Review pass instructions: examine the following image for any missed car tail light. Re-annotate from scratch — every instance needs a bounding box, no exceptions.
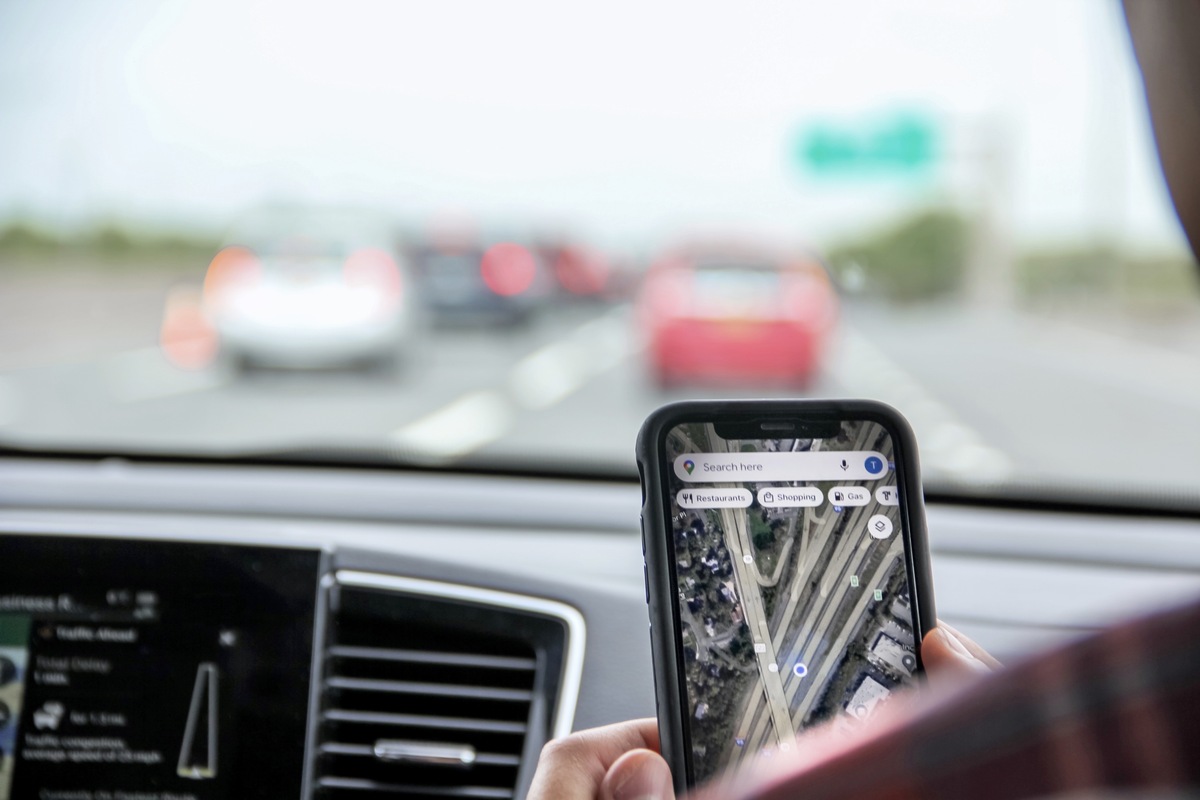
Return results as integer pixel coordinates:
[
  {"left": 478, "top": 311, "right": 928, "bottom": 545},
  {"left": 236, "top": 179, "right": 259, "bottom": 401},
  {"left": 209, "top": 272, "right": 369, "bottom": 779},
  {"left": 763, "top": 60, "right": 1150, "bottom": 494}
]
[
  {"left": 639, "top": 264, "right": 691, "bottom": 324},
  {"left": 343, "top": 248, "right": 402, "bottom": 302},
  {"left": 783, "top": 274, "right": 836, "bottom": 331},
  {"left": 160, "top": 287, "right": 218, "bottom": 369},
  {"left": 554, "top": 248, "right": 609, "bottom": 296},
  {"left": 202, "top": 246, "right": 261, "bottom": 308},
  {"left": 480, "top": 243, "right": 537, "bottom": 296}
]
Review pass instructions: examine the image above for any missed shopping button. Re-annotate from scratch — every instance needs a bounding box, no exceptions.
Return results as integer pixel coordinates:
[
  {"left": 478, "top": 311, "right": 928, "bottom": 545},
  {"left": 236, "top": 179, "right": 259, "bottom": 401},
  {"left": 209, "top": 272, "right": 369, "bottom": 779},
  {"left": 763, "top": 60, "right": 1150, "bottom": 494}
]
[
  {"left": 828, "top": 486, "right": 870, "bottom": 507},
  {"left": 757, "top": 487, "right": 824, "bottom": 508},
  {"left": 676, "top": 488, "right": 752, "bottom": 509}
]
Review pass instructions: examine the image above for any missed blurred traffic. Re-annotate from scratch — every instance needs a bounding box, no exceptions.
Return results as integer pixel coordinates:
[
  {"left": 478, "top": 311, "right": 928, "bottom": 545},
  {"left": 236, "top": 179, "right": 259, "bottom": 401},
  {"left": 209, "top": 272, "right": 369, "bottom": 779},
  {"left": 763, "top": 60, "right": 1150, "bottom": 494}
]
[
  {"left": 1, "top": 1, "right": 1199, "bottom": 495},
  {"left": 200, "top": 210, "right": 417, "bottom": 371},
  {"left": 636, "top": 243, "right": 837, "bottom": 389}
]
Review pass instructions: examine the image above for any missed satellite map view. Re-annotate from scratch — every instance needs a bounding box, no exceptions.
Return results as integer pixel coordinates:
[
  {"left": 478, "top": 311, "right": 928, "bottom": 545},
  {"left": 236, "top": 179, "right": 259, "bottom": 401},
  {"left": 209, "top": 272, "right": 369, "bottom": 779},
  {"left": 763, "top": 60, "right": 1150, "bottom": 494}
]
[{"left": 665, "top": 420, "right": 918, "bottom": 782}]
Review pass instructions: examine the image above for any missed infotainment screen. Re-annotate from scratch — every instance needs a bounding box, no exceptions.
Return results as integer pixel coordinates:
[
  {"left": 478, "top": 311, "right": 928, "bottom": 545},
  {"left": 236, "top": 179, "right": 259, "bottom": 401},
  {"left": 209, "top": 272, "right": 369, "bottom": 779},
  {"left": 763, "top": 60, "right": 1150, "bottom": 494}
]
[{"left": 0, "top": 536, "right": 323, "bottom": 800}]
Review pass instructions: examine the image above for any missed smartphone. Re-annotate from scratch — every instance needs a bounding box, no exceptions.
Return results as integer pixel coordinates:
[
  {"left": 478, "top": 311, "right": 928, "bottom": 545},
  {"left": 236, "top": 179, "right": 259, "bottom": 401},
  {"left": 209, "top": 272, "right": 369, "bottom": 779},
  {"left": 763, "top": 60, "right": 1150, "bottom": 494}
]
[{"left": 636, "top": 399, "right": 936, "bottom": 791}]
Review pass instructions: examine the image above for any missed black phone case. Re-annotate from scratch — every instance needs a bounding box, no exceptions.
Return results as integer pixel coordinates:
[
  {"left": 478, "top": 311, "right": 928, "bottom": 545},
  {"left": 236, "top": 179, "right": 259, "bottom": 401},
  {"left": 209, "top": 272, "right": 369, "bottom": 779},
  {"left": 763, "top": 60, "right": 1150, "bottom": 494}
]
[{"left": 635, "top": 399, "right": 937, "bottom": 794}]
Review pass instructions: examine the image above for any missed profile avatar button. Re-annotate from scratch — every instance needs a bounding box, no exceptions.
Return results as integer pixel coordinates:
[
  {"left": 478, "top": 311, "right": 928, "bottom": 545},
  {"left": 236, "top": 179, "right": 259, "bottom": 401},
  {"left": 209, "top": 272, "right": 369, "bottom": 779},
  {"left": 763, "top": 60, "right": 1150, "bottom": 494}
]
[
  {"left": 867, "top": 514, "right": 893, "bottom": 539},
  {"left": 864, "top": 456, "right": 884, "bottom": 475}
]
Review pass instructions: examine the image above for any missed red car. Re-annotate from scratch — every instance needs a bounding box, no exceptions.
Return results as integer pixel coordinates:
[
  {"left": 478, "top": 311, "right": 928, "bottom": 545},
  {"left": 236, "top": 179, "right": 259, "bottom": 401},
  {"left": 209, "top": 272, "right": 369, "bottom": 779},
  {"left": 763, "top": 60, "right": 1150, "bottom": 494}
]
[{"left": 637, "top": 244, "right": 838, "bottom": 388}]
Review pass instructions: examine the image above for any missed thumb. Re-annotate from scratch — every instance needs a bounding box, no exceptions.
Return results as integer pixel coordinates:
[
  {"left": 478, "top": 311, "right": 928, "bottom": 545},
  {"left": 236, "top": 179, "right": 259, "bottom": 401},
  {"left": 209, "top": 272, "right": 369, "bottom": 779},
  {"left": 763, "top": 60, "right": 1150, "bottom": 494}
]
[
  {"left": 600, "top": 748, "right": 676, "bottom": 800},
  {"left": 922, "top": 624, "right": 996, "bottom": 682}
]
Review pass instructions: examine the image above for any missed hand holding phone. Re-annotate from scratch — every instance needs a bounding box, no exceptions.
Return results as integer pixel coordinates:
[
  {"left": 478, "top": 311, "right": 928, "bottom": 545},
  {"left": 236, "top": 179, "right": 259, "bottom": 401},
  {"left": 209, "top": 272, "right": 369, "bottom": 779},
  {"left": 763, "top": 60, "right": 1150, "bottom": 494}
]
[{"left": 636, "top": 400, "right": 936, "bottom": 792}]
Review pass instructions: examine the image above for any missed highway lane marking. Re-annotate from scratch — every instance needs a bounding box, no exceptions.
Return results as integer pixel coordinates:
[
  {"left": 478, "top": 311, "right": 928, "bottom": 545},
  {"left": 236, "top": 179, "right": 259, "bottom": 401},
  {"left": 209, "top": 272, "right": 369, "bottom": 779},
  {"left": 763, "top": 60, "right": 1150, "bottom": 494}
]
[
  {"left": 830, "top": 325, "right": 1013, "bottom": 484},
  {"left": 507, "top": 339, "right": 590, "bottom": 410},
  {"left": 789, "top": 542, "right": 903, "bottom": 720},
  {"left": 391, "top": 389, "right": 514, "bottom": 460},
  {"left": 508, "top": 306, "right": 637, "bottom": 410},
  {"left": 393, "top": 305, "right": 641, "bottom": 458}
]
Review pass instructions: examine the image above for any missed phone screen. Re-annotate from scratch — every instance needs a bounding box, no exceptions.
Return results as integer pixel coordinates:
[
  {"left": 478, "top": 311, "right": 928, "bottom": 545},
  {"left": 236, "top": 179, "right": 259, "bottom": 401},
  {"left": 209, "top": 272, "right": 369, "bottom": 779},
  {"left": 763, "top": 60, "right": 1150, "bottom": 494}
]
[{"left": 663, "top": 418, "right": 919, "bottom": 783}]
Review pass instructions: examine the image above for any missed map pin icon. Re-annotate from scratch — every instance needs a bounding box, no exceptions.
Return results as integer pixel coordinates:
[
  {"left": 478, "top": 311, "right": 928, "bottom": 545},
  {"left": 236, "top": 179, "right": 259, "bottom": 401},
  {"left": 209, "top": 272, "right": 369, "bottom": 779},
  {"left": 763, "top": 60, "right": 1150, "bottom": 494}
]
[{"left": 683, "top": 459, "right": 695, "bottom": 475}]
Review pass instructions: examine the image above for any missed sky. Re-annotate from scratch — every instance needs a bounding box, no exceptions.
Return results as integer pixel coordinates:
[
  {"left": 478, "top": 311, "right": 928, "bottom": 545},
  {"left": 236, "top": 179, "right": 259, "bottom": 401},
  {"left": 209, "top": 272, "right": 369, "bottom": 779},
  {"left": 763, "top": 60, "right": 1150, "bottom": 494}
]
[{"left": 0, "top": 0, "right": 1189, "bottom": 253}]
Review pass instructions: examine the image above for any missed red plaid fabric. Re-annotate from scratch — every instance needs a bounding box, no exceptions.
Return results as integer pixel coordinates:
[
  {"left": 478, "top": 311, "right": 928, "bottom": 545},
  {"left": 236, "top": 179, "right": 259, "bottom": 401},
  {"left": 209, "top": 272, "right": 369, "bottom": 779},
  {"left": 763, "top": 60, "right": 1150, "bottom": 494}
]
[{"left": 697, "top": 598, "right": 1200, "bottom": 800}]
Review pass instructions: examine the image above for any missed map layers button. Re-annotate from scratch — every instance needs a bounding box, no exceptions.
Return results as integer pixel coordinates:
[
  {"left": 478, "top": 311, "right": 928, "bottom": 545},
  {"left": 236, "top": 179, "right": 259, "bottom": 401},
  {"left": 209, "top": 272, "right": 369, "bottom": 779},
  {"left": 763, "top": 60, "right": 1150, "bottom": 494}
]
[{"left": 676, "top": 488, "right": 752, "bottom": 509}]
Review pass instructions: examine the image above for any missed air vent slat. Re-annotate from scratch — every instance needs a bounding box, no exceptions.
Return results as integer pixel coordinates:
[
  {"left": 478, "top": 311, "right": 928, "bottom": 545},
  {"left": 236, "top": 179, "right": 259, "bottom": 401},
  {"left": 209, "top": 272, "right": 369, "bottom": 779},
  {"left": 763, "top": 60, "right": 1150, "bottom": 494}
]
[
  {"left": 317, "top": 776, "right": 513, "bottom": 799},
  {"left": 330, "top": 645, "right": 536, "bottom": 671},
  {"left": 324, "top": 710, "right": 528, "bottom": 735},
  {"left": 315, "top": 579, "right": 572, "bottom": 799},
  {"left": 320, "top": 743, "right": 520, "bottom": 767},
  {"left": 326, "top": 676, "right": 534, "bottom": 703}
]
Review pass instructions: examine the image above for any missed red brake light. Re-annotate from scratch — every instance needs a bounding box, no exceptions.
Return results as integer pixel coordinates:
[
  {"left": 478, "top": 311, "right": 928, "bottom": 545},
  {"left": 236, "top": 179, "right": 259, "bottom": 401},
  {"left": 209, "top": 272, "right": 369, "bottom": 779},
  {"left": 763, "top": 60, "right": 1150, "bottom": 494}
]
[
  {"left": 554, "top": 248, "right": 609, "bottom": 295},
  {"left": 480, "top": 243, "right": 537, "bottom": 296},
  {"left": 343, "top": 248, "right": 402, "bottom": 300},
  {"left": 783, "top": 273, "right": 836, "bottom": 330},
  {"left": 640, "top": 264, "right": 691, "bottom": 322},
  {"left": 203, "top": 246, "right": 260, "bottom": 306}
]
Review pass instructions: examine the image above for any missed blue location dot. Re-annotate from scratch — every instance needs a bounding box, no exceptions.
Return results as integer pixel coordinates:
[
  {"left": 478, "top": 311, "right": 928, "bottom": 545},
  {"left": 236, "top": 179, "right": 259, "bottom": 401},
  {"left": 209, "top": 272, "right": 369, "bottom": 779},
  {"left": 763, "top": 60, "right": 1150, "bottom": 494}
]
[
  {"left": 864, "top": 456, "right": 884, "bottom": 475},
  {"left": 735, "top": 738, "right": 746, "bottom": 748},
  {"left": 793, "top": 663, "right": 808, "bottom": 678}
]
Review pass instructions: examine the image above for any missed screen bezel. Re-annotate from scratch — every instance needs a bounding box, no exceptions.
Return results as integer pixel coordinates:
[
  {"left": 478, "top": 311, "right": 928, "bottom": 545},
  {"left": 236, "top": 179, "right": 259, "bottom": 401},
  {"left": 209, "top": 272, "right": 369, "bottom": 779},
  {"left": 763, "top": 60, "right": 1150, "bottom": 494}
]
[{"left": 638, "top": 399, "right": 937, "bottom": 788}]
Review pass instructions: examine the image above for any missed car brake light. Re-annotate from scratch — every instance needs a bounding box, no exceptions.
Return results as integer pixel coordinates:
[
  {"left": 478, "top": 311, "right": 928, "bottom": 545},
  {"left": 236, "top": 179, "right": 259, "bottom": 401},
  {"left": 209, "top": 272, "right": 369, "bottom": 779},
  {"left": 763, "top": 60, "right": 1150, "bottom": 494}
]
[
  {"left": 343, "top": 248, "right": 402, "bottom": 301},
  {"left": 203, "top": 246, "right": 261, "bottom": 307},
  {"left": 641, "top": 267, "right": 691, "bottom": 321},
  {"left": 554, "top": 248, "right": 609, "bottom": 295},
  {"left": 480, "top": 243, "right": 537, "bottom": 296},
  {"left": 784, "top": 275, "right": 835, "bottom": 330}
]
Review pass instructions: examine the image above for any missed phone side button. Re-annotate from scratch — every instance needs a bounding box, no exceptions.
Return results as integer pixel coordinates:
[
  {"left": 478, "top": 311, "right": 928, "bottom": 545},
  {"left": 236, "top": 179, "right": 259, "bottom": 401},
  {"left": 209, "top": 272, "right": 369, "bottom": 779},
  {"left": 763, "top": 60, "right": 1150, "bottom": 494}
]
[
  {"left": 643, "top": 562, "right": 650, "bottom": 604},
  {"left": 640, "top": 515, "right": 646, "bottom": 555}
]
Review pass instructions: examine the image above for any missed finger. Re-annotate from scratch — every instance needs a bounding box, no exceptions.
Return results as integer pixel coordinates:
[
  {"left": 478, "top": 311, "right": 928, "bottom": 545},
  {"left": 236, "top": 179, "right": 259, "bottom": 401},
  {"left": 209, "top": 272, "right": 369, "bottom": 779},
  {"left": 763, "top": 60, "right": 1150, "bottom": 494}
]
[
  {"left": 922, "top": 625, "right": 993, "bottom": 680},
  {"left": 937, "top": 621, "right": 1003, "bottom": 668},
  {"left": 600, "top": 748, "right": 676, "bottom": 800},
  {"left": 527, "top": 719, "right": 661, "bottom": 800}
]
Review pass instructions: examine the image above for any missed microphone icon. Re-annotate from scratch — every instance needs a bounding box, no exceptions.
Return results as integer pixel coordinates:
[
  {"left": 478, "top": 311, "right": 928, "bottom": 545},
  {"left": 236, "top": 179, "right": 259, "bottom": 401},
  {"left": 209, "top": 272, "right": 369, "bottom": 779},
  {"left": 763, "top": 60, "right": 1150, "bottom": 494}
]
[{"left": 840, "top": 459, "right": 848, "bottom": 471}]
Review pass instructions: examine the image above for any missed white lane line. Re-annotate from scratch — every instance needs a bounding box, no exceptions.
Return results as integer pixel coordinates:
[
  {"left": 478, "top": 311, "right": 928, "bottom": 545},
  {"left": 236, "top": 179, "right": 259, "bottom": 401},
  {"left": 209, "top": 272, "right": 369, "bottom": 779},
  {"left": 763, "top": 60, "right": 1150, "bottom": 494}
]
[
  {"left": 508, "top": 306, "right": 638, "bottom": 410},
  {"left": 829, "top": 325, "right": 1013, "bottom": 484},
  {"left": 397, "top": 305, "right": 641, "bottom": 459},
  {"left": 508, "top": 340, "right": 591, "bottom": 410},
  {"left": 391, "top": 389, "right": 515, "bottom": 460},
  {"left": 103, "top": 347, "right": 232, "bottom": 404}
]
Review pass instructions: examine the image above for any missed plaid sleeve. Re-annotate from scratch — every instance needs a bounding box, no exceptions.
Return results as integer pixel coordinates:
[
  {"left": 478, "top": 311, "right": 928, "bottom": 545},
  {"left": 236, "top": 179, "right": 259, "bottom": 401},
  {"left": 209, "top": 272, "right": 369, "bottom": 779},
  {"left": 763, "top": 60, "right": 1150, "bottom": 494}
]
[{"left": 712, "top": 597, "right": 1200, "bottom": 800}]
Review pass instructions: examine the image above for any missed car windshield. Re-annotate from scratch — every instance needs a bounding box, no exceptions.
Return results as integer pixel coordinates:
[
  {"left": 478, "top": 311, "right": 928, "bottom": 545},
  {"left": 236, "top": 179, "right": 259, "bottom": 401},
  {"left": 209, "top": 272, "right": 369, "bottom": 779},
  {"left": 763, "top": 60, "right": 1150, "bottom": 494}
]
[{"left": 1, "top": 1, "right": 1197, "bottom": 501}]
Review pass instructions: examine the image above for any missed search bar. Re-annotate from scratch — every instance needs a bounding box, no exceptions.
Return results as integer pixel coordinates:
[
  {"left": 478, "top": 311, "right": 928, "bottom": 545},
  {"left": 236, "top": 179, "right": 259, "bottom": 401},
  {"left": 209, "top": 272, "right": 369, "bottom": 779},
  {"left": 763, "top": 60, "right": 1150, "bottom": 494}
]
[{"left": 674, "top": 451, "right": 888, "bottom": 482}]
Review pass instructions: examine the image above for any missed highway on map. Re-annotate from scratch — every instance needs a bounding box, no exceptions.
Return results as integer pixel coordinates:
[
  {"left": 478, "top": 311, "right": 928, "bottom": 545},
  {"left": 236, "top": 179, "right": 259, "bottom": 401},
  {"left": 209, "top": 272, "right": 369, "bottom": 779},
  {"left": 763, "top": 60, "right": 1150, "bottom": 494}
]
[{"left": 674, "top": 422, "right": 906, "bottom": 768}]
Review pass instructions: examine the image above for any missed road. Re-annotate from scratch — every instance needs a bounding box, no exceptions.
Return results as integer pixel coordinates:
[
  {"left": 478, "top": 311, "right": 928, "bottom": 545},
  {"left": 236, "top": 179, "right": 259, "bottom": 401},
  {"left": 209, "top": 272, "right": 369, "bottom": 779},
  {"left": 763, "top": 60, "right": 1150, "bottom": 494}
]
[
  {"left": 1, "top": 276, "right": 1200, "bottom": 497},
  {"left": 718, "top": 421, "right": 901, "bottom": 767}
]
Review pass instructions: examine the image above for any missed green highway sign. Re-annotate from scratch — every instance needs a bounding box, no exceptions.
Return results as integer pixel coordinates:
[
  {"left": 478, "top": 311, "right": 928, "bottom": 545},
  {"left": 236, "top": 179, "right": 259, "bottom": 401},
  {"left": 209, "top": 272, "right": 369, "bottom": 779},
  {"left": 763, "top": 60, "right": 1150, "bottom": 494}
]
[{"left": 795, "top": 113, "right": 939, "bottom": 177}]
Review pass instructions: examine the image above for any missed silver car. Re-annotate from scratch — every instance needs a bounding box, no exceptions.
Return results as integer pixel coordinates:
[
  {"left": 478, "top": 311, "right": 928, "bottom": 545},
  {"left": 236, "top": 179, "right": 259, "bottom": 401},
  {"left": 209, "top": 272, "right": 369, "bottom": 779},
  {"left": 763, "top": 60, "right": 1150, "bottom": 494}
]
[{"left": 202, "top": 210, "right": 419, "bottom": 370}]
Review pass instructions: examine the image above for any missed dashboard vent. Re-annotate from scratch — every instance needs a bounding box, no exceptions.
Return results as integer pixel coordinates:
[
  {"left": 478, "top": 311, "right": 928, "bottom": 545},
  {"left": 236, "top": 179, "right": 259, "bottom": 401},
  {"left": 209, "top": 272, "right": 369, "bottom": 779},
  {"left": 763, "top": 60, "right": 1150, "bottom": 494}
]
[{"left": 312, "top": 573, "right": 582, "bottom": 800}]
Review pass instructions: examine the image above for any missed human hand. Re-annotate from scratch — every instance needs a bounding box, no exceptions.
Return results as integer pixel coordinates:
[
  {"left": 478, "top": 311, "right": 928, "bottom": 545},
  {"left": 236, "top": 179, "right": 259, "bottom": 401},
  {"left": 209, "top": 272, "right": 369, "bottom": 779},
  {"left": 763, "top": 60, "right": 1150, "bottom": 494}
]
[
  {"left": 527, "top": 623, "right": 999, "bottom": 800},
  {"left": 922, "top": 620, "right": 1002, "bottom": 680},
  {"left": 526, "top": 718, "right": 674, "bottom": 800}
]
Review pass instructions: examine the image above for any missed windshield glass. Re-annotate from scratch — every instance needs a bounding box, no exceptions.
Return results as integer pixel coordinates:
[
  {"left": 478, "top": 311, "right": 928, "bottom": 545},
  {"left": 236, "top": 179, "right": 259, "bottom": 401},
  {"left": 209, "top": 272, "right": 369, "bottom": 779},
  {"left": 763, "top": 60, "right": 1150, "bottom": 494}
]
[{"left": 1, "top": 1, "right": 1197, "bottom": 499}]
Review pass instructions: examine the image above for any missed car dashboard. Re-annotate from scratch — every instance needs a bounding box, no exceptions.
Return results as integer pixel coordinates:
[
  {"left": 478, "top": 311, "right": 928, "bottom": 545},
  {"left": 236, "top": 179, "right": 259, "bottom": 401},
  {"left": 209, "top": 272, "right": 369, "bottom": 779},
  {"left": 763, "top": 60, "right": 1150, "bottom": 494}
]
[{"left": 2, "top": 455, "right": 1200, "bottom": 800}]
